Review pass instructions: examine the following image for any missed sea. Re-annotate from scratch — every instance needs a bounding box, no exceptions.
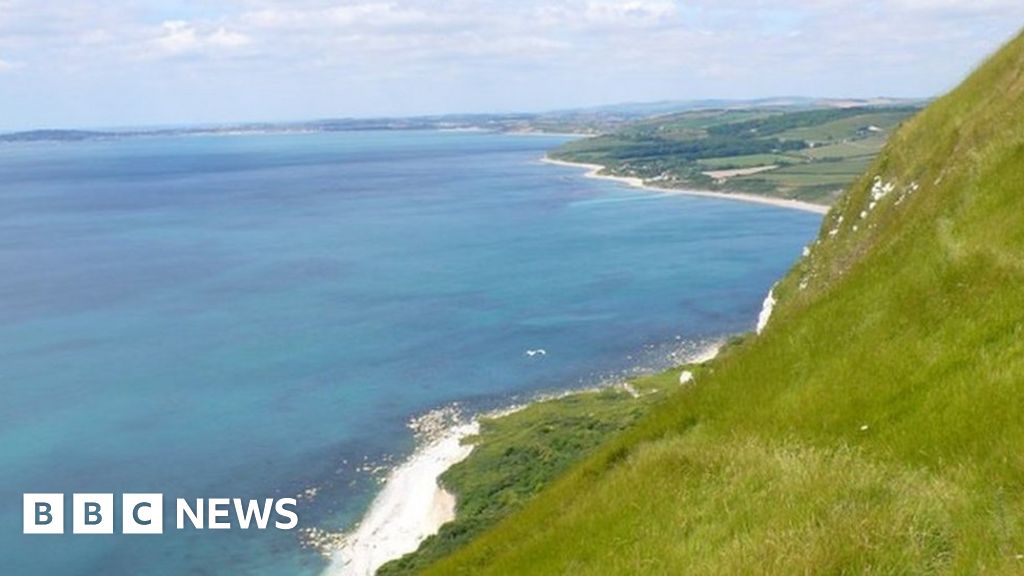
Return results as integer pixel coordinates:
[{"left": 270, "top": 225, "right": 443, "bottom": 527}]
[{"left": 0, "top": 130, "right": 821, "bottom": 575}]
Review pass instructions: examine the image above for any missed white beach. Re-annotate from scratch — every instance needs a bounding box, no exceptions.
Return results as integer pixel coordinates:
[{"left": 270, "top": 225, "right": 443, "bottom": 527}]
[
  {"left": 541, "top": 157, "right": 830, "bottom": 215},
  {"left": 325, "top": 419, "right": 479, "bottom": 576}
]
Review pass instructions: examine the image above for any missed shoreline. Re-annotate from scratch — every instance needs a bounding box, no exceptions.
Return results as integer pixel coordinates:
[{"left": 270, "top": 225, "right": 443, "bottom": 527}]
[
  {"left": 317, "top": 157, "right": 802, "bottom": 576},
  {"left": 541, "top": 156, "right": 830, "bottom": 215},
  {"left": 325, "top": 418, "right": 480, "bottom": 576},
  {"left": 324, "top": 340, "right": 723, "bottom": 575},
  {"left": 505, "top": 130, "right": 594, "bottom": 138}
]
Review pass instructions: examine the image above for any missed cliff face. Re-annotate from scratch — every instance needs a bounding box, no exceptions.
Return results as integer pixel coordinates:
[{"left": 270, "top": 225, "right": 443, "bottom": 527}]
[{"left": 424, "top": 29, "right": 1024, "bottom": 575}]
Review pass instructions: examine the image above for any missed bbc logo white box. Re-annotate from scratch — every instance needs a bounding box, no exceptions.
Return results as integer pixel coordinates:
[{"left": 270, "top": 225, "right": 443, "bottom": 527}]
[
  {"left": 72, "top": 493, "right": 114, "bottom": 534},
  {"left": 122, "top": 494, "right": 163, "bottom": 534},
  {"left": 23, "top": 493, "right": 64, "bottom": 534}
]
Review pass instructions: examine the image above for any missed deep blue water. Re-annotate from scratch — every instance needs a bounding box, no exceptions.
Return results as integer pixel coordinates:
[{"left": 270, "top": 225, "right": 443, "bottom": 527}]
[{"left": 0, "top": 130, "right": 820, "bottom": 575}]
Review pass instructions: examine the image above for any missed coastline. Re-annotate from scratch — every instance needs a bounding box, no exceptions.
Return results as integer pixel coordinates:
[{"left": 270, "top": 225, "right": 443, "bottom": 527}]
[
  {"left": 541, "top": 156, "right": 830, "bottom": 215},
  {"left": 325, "top": 418, "right": 480, "bottom": 576},
  {"left": 312, "top": 154, "right": 810, "bottom": 576},
  {"left": 325, "top": 340, "right": 724, "bottom": 575},
  {"left": 505, "top": 130, "right": 594, "bottom": 138}
]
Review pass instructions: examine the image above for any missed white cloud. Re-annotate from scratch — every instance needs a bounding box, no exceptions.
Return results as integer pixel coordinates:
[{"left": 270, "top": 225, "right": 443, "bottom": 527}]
[
  {"left": 582, "top": 0, "right": 678, "bottom": 25},
  {"left": 889, "top": 0, "right": 1022, "bottom": 12},
  {"left": 78, "top": 29, "right": 113, "bottom": 46},
  {"left": 241, "top": 3, "right": 443, "bottom": 32},
  {"left": 150, "top": 20, "right": 251, "bottom": 57},
  {"left": 3, "top": 0, "right": 1024, "bottom": 128},
  {"left": 535, "top": 0, "right": 678, "bottom": 30},
  {"left": 0, "top": 55, "right": 22, "bottom": 71},
  {"left": 207, "top": 27, "right": 251, "bottom": 49}
]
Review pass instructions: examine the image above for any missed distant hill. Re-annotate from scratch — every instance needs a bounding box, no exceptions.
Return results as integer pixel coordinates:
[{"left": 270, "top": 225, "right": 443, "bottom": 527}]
[
  {"left": 0, "top": 129, "right": 115, "bottom": 142},
  {"left": 0, "top": 98, "right": 924, "bottom": 143},
  {"left": 550, "top": 96, "right": 923, "bottom": 117}
]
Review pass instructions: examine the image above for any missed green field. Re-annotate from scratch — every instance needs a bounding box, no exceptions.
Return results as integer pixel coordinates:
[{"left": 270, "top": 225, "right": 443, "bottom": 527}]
[
  {"left": 625, "top": 109, "right": 778, "bottom": 137},
  {"left": 408, "top": 30, "right": 1024, "bottom": 575},
  {"left": 742, "top": 157, "right": 875, "bottom": 186},
  {"left": 550, "top": 104, "right": 918, "bottom": 204},
  {"left": 799, "top": 135, "right": 888, "bottom": 159},
  {"left": 696, "top": 153, "right": 801, "bottom": 169},
  {"left": 777, "top": 110, "right": 910, "bottom": 142}
]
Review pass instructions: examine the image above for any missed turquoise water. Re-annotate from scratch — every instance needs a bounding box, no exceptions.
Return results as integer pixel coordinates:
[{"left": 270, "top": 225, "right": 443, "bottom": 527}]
[{"left": 0, "top": 130, "right": 820, "bottom": 575}]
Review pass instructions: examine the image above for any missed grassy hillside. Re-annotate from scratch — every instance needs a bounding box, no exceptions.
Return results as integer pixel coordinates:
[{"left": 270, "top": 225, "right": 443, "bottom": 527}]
[
  {"left": 377, "top": 370, "right": 695, "bottom": 575},
  {"left": 422, "top": 30, "right": 1024, "bottom": 575},
  {"left": 550, "top": 106, "right": 918, "bottom": 204}
]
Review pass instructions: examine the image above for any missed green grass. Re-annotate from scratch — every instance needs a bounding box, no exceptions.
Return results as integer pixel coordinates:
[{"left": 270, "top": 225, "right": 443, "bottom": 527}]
[
  {"left": 741, "top": 158, "right": 876, "bottom": 188},
  {"left": 629, "top": 109, "right": 782, "bottom": 137},
  {"left": 800, "top": 135, "right": 888, "bottom": 159},
  {"left": 549, "top": 105, "right": 919, "bottom": 205},
  {"left": 430, "top": 435, "right": 972, "bottom": 575},
  {"left": 751, "top": 172, "right": 855, "bottom": 187},
  {"left": 696, "top": 153, "right": 801, "bottom": 169},
  {"left": 420, "top": 29, "right": 1024, "bottom": 575},
  {"left": 717, "top": 158, "right": 877, "bottom": 203},
  {"left": 777, "top": 110, "right": 912, "bottom": 142},
  {"left": 376, "top": 369, "right": 694, "bottom": 576}
]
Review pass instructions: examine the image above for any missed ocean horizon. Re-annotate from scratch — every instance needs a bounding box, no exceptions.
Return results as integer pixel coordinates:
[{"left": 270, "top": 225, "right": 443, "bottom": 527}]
[{"left": 0, "top": 129, "right": 821, "bottom": 575}]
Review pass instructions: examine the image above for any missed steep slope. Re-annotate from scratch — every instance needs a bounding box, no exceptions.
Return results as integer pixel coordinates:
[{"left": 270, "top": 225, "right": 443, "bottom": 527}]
[{"left": 424, "top": 30, "right": 1024, "bottom": 575}]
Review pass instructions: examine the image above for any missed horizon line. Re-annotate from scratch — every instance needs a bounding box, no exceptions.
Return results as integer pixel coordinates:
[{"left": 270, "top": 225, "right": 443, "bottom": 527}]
[{"left": 0, "top": 94, "right": 931, "bottom": 136}]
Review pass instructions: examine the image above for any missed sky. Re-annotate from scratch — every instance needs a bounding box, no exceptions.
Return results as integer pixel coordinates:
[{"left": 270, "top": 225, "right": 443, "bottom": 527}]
[{"left": 1, "top": 1, "right": 1024, "bottom": 130}]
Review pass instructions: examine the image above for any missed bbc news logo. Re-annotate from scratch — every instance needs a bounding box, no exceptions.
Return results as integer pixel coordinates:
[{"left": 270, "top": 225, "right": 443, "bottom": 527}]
[{"left": 23, "top": 494, "right": 298, "bottom": 534}]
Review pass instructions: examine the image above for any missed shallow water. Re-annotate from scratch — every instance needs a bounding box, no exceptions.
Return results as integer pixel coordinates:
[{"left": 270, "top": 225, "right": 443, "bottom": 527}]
[{"left": 0, "top": 130, "right": 820, "bottom": 575}]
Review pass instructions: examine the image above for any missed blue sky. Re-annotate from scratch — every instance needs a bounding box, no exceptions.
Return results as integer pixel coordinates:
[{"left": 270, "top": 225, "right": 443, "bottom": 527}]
[{"left": 2, "top": 1, "right": 1023, "bottom": 130}]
